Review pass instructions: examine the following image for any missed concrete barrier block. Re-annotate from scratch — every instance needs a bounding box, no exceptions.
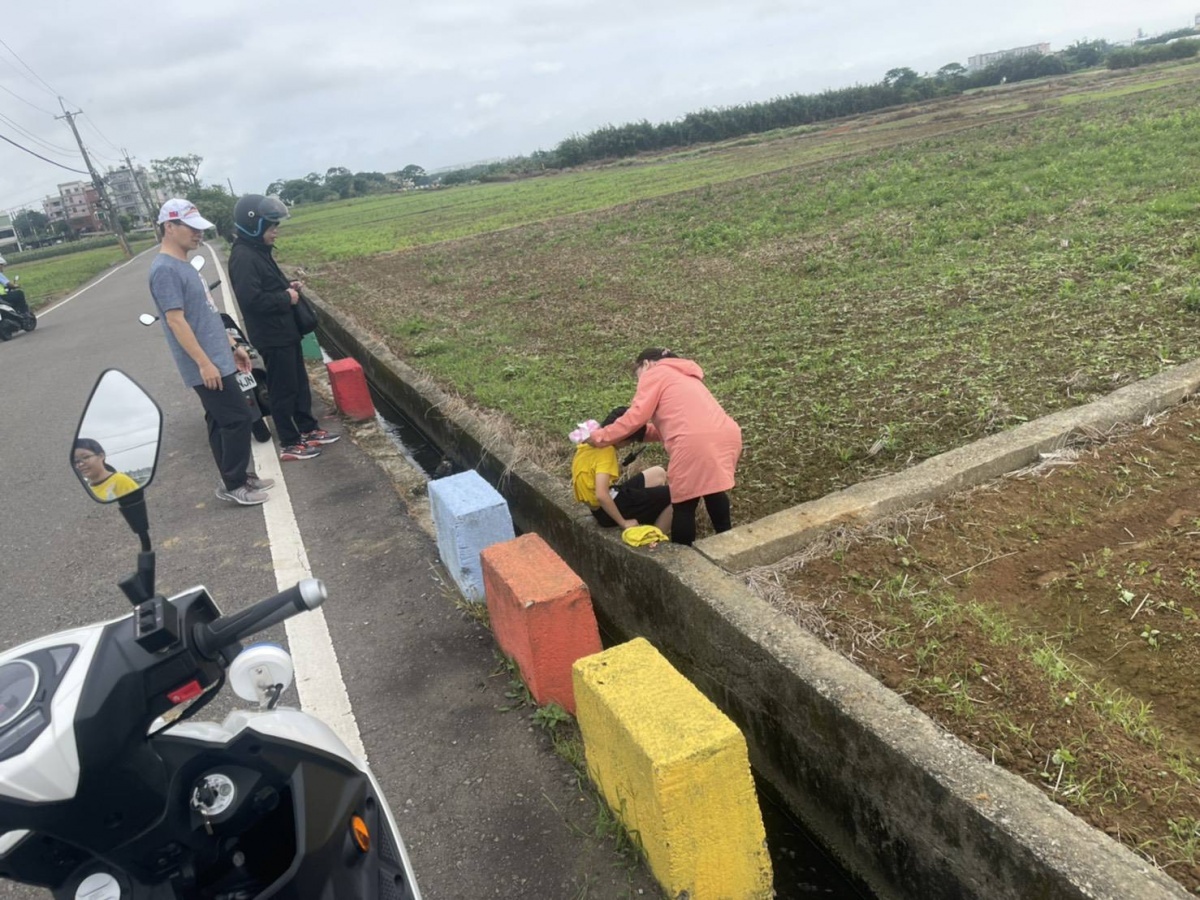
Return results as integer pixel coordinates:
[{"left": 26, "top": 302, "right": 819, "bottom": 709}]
[
  {"left": 326, "top": 357, "right": 375, "bottom": 421},
  {"left": 301, "top": 331, "right": 322, "bottom": 361},
  {"left": 429, "top": 470, "right": 515, "bottom": 602},
  {"left": 480, "top": 534, "right": 601, "bottom": 713},
  {"left": 573, "top": 637, "right": 772, "bottom": 900}
]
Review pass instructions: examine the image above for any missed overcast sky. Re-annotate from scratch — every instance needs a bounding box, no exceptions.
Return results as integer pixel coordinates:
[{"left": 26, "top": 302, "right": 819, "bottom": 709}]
[{"left": 2, "top": 1, "right": 1196, "bottom": 213}]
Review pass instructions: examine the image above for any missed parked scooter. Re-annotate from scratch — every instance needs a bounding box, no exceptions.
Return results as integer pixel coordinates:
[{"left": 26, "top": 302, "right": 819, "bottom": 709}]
[
  {"left": 0, "top": 369, "right": 421, "bottom": 898},
  {"left": 0, "top": 275, "right": 37, "bottom": 340},
  {"left": 139, "top": 256, "right": 272, "bottom": 443}
]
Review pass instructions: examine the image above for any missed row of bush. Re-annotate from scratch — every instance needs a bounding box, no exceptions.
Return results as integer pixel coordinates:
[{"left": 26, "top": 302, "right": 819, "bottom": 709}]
[
  {"left": 440, "top": 35, "right": 1197, "bottom": 180},
  {"left": 7, "top": 234, "right": 134, "bottom": 264},
  {"left": 1107, "top": 39, "right": 1200, "bottom": 69}
]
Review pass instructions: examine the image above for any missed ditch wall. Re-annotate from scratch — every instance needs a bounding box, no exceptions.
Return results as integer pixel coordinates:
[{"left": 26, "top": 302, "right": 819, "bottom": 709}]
[{"left": 311, "top": 290, "right": 1194, "bottom": 900}]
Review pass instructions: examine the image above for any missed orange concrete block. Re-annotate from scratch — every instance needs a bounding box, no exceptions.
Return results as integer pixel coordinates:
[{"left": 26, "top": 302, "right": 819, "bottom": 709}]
[
  {"left": 481, "top": 533, "right": 602, "bottom": 714},
  {"left": 326, "top": 357, "right": 375, "bottom": 421}
]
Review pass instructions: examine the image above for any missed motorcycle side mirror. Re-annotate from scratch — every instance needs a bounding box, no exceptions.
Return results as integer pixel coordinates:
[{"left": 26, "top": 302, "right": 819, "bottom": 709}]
[
  {"left": 139, "top": 313, "right": 159, "bottom": 326},
  {"left": 73, "top": 370, "right": 163, "bottom": 602},
  {"left": 72, "top": 369, "right": 162, "bottom": 508},
  {"left": 190, "top": 255, "right": 205, "bottom": 272}
]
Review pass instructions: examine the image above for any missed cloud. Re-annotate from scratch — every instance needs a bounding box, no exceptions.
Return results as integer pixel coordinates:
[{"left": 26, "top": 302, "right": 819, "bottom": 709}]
[{"left": 3, "top": 0, "right": 1196, "bottom": 207}]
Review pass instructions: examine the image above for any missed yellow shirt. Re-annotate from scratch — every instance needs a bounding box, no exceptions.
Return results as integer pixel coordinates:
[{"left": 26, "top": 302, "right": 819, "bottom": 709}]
[
  {"left": 572, "top": 444, "right": 620, "bottom": 508},
  {"left": 89, "top": 471, "right": 139, "bottom": 502}
]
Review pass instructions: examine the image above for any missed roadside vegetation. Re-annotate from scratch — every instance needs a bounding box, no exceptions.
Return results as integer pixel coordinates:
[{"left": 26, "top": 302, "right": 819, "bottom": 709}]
[
  {"left": 291, "top": 59, "right": 1200, "bottom": 529},
  {"left": 286, "top": 63, "right": 1200, "bottom": 891},
  {"left": 9, "top": 239, "right": 156, "bottom": 307}
]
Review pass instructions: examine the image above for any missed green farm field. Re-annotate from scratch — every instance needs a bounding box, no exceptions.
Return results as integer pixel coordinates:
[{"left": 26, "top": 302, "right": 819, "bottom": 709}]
[
  {"left": 7, "top": 239, "right": 157, "bottom": 307},
  {"left": 286, "top": 59, "right": 1200, "bottom": 531},
  {"left": 276, "top": 60, "right": 1200, "bottom": 890}
]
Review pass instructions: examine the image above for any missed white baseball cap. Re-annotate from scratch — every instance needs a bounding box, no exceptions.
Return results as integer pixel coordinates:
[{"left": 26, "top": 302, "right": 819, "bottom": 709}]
[{"left": 156, "top": 199, "right": 215, "bottom": 230}]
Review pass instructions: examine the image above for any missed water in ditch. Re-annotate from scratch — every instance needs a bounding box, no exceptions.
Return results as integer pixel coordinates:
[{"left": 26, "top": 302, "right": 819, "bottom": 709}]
[{"left": 359, "top": 382, "right": 876, "bottom": 899}]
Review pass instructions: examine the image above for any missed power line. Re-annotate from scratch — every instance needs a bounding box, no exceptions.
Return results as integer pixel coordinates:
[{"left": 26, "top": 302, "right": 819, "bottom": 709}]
[
  {"left": 0, "top": 110, "right": 76, "bottom": 155},
  {"left": 80, "top": 114, "right": 122, "bottom": 154},
  {"left": 0, "top": 38, "right": 60, "bottom": 98},
  {"left": 0, "top": 81, "right": 56, "bottom": 116},
  {"left": 0, "top": 129, "right": 88, "bottom": 174},
  {"left": 85, "top": 141, "right": 124, "bottom": 167}
]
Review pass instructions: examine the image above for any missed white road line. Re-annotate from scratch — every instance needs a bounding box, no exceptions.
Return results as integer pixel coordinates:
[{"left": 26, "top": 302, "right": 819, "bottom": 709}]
[{"left": 208, "top": 246, "right": 366, "bottom": 761}]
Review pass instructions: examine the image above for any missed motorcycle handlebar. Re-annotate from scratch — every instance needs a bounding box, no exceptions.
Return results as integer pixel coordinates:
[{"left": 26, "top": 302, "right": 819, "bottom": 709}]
[{"left": 193, "top": 579, "right": 327, "bottom": 660}]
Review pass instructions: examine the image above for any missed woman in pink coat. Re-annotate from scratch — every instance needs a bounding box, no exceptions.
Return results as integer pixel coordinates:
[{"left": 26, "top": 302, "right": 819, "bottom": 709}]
[{"left": 587, "top": 348, "right": 742, "bottom": 545}]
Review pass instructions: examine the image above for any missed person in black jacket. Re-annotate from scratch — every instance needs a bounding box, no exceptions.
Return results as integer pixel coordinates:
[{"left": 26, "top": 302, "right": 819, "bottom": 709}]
[{"left": 228, "top": 195, "right": 339, "bottom": 461}]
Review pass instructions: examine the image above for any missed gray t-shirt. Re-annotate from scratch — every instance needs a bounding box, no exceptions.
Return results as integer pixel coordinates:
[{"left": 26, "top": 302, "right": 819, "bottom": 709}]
[{"left": 148, "top": 254, "right": 235, "bottom": 388}]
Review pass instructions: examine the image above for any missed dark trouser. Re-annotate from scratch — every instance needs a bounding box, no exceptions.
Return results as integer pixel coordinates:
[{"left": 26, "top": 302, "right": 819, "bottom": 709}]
[
  {"left": 194, "top": 373, "right": 255, "bottom": 490},
  {"left": 2, "top": 289, "right": 28, "bottom": 316},
  {"left": 670, "top": 492, "right": 732, "bottom": 546},
  {"left": 261, "top": 343, "right": 318, "bottom": 446}
]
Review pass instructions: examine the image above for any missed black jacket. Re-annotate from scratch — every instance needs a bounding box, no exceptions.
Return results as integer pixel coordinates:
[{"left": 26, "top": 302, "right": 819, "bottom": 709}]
[{"left": 228, "top": 237, "right": 299, "bottom": 349}]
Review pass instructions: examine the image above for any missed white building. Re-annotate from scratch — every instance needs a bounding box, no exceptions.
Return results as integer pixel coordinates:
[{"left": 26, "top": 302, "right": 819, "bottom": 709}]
[
  {"left": 0, "top": 213, "right": 18, "bottom": 254},
  {"left": 967, "top": 42, "right": 1051, "bottom": 72}
]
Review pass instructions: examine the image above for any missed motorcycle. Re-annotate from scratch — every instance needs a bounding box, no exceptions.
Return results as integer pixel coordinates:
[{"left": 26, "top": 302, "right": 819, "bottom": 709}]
[
  {"left": 139, "top": 257, "right": 273, "bottom": 443},
  {"left": 0, "top": 368, "right": 421, "bottom": 898},
  {"left": 0, "top": 276, "right": 37, "bottom": 340}
]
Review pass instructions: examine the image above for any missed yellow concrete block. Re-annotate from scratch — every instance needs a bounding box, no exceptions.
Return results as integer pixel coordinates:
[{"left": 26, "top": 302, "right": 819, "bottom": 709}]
[{"left": 573, "top": 637, "right": 772, "bottom": 900}]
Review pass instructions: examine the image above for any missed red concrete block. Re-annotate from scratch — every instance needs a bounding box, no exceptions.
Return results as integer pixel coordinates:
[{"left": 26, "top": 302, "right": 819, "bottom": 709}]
[
  {"left": 326, "top": 357, "right": 375, "bottom": 421},
  {"left": 481, "top": 533, "right": 602, "bottom": 714}
]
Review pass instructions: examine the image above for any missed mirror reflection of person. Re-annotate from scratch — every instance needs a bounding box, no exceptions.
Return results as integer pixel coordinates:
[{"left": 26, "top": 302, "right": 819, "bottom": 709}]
[{"left": 73, "top": 439, "right": 139, "bottom": 502}]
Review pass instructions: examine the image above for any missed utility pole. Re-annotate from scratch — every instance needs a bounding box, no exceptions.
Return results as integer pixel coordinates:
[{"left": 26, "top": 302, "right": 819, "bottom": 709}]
[
  {"left": 57, "top": 98, "right": 131, "bottom": 259},
  {"left": 123, "top": 148, "right": 157, "bottom": 225}
]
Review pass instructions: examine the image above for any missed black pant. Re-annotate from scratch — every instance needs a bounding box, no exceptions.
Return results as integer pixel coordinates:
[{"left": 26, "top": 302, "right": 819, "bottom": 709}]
[
  {"left": 671, "top": 492, "right": 732, "bottom": 546},
  {"left": 261, "top": 343, "right": 318, "bottom": 446},
  {"left": 194, "top": 373, "right": 255, "bottom": 490},
  {"left": 2, "top": 289, "right": 28, "bottom": 316}
]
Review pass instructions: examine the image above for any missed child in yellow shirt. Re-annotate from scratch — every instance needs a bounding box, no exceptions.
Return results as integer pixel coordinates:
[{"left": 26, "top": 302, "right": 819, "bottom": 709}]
[{"left": 572, "top": 407, "right": 672, "bottom": 532}]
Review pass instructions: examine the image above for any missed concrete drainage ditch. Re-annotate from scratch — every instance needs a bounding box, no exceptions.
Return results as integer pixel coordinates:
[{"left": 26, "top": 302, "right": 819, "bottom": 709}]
[{"left": 310, "top": 285, "right": 1193, "bottom": 900}]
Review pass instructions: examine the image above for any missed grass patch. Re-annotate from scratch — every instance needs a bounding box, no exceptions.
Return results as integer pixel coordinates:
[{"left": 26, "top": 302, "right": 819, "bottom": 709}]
[
  {"left": 294, "top": 58, "right": 1200, "bottom": 526},
  {"left": 7, "top": 240, "right": 157, "bottom": 306}
]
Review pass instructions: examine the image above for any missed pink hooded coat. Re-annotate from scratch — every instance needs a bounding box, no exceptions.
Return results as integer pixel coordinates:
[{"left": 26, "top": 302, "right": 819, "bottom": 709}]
[{"left": 589, "top": 357, "right": 742, "bottom": 503}]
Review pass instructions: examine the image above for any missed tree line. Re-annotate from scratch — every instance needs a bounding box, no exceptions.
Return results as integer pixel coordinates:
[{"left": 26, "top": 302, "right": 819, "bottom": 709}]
[
  {"left": 27, "top": 27, "right": 1186, "bottom": 244},
  {"left": 495, "top": 36, "right": 1197, "bottom": 174}
]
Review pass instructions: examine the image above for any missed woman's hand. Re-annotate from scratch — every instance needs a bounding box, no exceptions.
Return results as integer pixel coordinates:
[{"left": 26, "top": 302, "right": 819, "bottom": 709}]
[{"left": 233, "top": 347, "right": 252, "bottom": 374}]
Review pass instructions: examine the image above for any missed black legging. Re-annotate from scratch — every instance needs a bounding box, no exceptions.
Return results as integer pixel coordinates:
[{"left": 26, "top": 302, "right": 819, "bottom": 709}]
[
  {"left": 671, "top": 492, "right": 732, "bottom": 546},
  {"left": 260, "top": 343, "right": 319, "bottom": 446}
]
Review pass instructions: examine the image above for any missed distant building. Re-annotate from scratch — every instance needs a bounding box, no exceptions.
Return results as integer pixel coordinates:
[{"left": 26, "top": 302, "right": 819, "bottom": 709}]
[
  {"left": 0, "top": 213, "right": 18, "bottom": 254},
  {"left": 967, "top": 42, "right": 1051, "bottom": 72},
  {"left": 43, "top": 181, "right": 104, "bottom": 235},
  {"left": 104, "top": 165, "right": 153, "bottom": 223}
]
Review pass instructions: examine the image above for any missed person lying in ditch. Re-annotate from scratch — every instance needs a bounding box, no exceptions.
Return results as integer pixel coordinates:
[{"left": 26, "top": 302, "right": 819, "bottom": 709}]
[
  {"left": 573, "top": 406, "right": 673, "bottom": 534},
  {"left": 586, "top": 348, "right": 742, "bottom": 546}
]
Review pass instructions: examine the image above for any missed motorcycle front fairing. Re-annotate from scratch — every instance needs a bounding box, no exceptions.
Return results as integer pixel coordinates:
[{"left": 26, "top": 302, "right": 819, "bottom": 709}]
[
  {"left": 150, "top": 710, "right": 421, "bottom": 899},
  {"left": 34, "top": 710, "right": 420, "bottom": 899},
  {"left": 0, "top": 602, "right": 419, "bottom": 899},
  {"left": 0, "top": 589, "right": 227, "bottom": 891}
]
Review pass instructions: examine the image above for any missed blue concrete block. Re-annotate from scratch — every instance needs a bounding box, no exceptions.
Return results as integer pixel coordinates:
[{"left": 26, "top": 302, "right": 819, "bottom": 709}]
[{"left": 428, "top": 470, "right": 515, "bottom": 603}]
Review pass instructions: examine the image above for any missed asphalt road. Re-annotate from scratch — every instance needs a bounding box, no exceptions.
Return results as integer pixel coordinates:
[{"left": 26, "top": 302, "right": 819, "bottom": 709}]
[{"left": 0, "top": 247, "right": 660, "bottom": 899}]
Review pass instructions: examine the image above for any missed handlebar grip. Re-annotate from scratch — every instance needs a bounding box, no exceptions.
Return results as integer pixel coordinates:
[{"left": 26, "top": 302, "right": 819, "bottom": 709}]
[{"left": 193, "top": 579, "right": 327, "bottom": 660}]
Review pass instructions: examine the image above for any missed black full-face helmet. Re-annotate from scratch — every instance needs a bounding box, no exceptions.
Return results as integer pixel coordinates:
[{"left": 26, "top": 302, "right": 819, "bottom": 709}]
[{"left": 234, "top": 194, "right": 289, "bottom": 239}]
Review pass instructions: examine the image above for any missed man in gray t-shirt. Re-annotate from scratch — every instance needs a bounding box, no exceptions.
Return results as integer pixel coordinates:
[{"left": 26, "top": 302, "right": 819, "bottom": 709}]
[{"left": 148, "top": 199, "right": 273, "bottom": 506}]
